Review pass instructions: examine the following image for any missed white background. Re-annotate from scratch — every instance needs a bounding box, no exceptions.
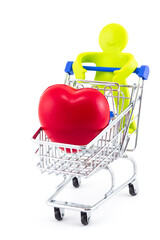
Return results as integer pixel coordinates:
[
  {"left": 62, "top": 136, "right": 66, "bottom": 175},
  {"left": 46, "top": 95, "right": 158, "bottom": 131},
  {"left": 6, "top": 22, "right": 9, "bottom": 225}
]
[{"left": 0, "top": 0, "right": 159, "bottom": 239}]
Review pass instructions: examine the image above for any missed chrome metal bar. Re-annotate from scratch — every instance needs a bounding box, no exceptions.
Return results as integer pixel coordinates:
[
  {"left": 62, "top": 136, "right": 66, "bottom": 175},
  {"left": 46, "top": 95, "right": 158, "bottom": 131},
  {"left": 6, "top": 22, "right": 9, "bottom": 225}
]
[
  {"left": 120, "top": 78, "right": 141, "bottom": 154},
  {"left": 46, "top": 155, "right": 137, "bottom": 213},
  {"left": 47, "top": 176, "right": 72, "bottom": 203}
]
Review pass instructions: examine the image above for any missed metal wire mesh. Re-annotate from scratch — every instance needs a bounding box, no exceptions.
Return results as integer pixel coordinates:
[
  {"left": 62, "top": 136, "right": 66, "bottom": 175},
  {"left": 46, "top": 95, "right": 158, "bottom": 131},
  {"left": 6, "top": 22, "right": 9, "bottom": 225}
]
[{"left": 33, "top": 78, "right": 143, "bottom": 177}]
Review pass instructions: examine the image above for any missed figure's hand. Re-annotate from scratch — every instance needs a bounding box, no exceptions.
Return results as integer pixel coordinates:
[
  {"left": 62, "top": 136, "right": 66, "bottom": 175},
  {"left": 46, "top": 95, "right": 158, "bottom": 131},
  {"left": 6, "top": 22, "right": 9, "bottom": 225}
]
[
  {"left": 113, "top": 70, "right": 125, "bottom": 85},
  {"left": 113, "top": 55, "right": 138, "bottom": 85},
  {"left": 73, "top": 61, "right": 87, "bottom": 80}
]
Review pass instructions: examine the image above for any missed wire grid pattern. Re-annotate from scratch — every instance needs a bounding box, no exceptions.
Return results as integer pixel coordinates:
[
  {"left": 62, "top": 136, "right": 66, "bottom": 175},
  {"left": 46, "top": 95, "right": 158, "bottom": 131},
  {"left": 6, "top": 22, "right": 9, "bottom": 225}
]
[{"left": 33, "top": 80, "right": 138, "bottom": 177}]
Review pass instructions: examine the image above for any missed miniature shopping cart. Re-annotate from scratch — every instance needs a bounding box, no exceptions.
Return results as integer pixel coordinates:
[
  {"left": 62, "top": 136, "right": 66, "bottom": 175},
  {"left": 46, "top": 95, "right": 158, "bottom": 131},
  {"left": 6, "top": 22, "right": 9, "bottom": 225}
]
[{"left": 32, "top": 62, "right": 149, "bottom": 225}]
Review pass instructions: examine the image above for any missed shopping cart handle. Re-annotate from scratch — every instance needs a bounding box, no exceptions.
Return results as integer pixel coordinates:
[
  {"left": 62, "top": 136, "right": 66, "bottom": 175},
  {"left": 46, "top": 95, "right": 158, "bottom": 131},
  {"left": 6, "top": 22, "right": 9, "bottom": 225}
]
[{"left": 65, "top": 61, "right": 149, "bottom": 80}]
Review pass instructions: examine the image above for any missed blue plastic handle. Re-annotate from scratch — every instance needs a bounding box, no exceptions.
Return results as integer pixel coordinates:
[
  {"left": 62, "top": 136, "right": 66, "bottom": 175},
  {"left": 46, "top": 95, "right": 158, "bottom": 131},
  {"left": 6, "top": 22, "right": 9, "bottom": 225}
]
[
  {"left": 84, "top": 66, "right": 121, "bottom": 72},
  {"left": 65, "top": 61, "right": 149, "bottom": 80}
]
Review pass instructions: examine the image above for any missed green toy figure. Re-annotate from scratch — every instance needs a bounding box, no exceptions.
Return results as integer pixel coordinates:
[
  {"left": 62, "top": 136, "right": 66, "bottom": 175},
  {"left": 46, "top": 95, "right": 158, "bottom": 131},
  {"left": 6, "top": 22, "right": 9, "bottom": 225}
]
[{"left": 73, "top": 23, "right": 138, "bottom": 133}]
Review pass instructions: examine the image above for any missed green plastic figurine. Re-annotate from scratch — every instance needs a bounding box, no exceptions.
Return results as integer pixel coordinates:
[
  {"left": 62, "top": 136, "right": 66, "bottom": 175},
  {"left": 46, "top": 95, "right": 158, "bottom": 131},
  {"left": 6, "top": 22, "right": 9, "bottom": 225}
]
[{"left": 73, "top": 23, "right": 138, "bottom": 133}]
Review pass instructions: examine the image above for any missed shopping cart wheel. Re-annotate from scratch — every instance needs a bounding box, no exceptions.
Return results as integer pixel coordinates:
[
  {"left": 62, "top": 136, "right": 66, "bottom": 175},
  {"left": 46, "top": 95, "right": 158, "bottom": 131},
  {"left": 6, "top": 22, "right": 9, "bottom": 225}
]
[
  {"left": 72, "top": 177, "right": 81, "bottom": 188},
  {"left": 81, "top": 212, "right": 90, "bottom": 225},
  {"left": 54, "top": 207, "right": 64, "bottom": 221},
  {"left": 128, "top": 180, "right": 138, "bottom": 196}
]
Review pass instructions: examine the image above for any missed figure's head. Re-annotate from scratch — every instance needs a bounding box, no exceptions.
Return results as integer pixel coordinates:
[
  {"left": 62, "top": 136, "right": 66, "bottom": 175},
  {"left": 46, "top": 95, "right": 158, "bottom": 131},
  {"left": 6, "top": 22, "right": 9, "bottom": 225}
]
[{"left": 99, "top": 23, "right": 128, "bottom": 53}]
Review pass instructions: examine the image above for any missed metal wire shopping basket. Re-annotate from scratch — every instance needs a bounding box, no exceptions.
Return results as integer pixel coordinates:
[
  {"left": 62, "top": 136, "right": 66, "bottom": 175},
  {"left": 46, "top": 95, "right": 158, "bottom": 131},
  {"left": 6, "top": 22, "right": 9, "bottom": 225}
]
[{"left": 32, "top": 62, "right": 149, "bottom": 225}]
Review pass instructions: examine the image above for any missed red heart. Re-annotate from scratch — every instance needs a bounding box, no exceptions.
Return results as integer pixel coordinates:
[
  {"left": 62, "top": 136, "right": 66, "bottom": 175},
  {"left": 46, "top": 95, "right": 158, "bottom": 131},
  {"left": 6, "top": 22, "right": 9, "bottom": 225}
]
[{"left": 38, "top": 84, "right": 110, "bottom": 149}]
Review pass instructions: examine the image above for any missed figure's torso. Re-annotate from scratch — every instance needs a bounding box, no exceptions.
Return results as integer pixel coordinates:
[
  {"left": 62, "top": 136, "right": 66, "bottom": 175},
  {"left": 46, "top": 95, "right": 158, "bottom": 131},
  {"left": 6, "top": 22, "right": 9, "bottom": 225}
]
[{"left": 94, "top": 52, "right": 130, "bottom": 81}]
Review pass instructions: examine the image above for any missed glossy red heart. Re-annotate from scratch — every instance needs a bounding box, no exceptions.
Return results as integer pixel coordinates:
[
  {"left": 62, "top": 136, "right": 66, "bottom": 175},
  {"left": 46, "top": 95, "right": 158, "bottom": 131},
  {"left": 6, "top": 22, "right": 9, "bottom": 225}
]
[{"left": 38, "top": 84, "right": 110, "bottom": 149}]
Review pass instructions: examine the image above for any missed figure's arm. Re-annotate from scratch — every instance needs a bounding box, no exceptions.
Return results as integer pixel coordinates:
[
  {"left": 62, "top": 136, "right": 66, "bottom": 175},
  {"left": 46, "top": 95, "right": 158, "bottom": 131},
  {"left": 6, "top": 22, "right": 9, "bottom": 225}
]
[
  {"left": 73, "top": 52, "right": 100, "bottom": 79},
  {"left": 113, "top": 53, "right": 138, "bottom": 84}
]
